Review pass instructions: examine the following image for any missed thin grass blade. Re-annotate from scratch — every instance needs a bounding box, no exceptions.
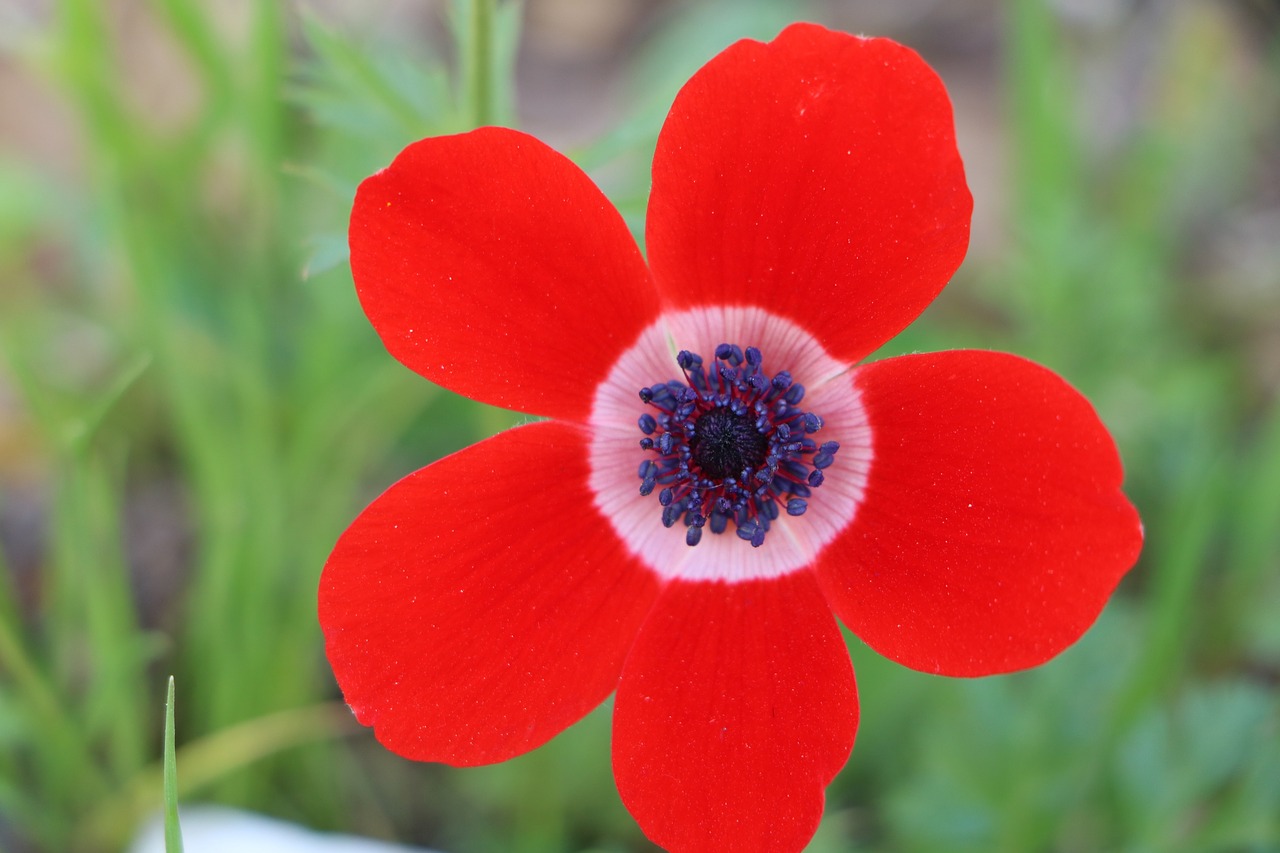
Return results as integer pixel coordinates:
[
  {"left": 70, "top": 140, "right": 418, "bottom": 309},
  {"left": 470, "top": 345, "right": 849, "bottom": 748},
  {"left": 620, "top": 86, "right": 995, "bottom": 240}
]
[{"left": 164, "top": 676, "right": 184, "bottom": 853}]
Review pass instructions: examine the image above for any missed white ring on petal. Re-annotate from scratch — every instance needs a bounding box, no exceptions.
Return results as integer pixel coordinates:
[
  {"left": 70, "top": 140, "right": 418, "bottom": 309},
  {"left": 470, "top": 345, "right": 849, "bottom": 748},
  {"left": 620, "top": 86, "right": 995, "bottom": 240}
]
[{"left": 588, "top": 305, "right": 872, "bottom": 583}]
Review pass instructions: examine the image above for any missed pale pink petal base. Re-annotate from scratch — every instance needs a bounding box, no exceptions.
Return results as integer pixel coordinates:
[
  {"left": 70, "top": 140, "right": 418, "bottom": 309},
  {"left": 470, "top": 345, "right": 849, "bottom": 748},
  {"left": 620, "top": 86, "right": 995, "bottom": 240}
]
[{"left": 589, "top": 305, "right": 872, "bottom": 583}]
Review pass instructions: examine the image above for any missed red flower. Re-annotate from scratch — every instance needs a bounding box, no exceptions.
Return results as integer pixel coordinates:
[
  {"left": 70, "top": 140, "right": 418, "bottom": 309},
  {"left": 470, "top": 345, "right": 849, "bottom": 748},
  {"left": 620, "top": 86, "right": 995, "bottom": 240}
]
[{"left": 320, "top": 22, "right": 1142, "bottom": 853}]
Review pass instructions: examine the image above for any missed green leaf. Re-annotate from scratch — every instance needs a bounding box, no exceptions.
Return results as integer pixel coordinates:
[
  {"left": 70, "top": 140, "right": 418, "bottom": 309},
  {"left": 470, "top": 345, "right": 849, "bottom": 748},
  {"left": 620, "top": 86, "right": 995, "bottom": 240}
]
[{"left": 163, "top": 677, "right": 184, "bottom": 853}]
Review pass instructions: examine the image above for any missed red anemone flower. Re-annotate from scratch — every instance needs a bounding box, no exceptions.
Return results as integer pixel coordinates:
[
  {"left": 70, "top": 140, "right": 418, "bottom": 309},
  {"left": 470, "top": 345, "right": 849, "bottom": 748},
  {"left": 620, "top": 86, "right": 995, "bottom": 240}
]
[{"left": 320, "top": 22, "right": 1142, "bottom": 853}]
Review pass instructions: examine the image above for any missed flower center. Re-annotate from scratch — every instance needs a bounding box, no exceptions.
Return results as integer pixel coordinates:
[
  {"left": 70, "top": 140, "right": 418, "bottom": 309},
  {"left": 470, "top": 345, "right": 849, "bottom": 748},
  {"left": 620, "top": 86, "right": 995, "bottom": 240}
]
[
  {"left": 635, "top": 344, "right": 840, "bottom": 548},
  {"left": 689, "top": 407, "right": 768, "bottom": 480}
]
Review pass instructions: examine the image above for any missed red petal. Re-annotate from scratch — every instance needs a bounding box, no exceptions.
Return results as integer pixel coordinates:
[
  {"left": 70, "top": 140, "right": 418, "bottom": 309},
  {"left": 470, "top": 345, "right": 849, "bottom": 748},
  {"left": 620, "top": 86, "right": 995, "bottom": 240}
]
[
  {"left": 613, "top": 572, "right": 858, "bottom": 853},
  {"left": 350, "top": 128, "right": 658, "bottom": 420},
  {"left": 817, "top": 351, "right": 1143, "bottom": 676},
  {"left": 647, "top": 23, "right": 972, "bottom": 365},
  {"left": 319, "top": 421, "right": 660, "bottom": 765}
]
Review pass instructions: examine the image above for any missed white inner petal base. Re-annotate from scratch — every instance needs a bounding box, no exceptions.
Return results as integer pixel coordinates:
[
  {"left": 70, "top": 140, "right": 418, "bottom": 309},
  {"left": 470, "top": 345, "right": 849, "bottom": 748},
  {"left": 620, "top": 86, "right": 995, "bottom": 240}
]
[{"left": 588, "top": 305, "right": 873, "bottom": 583}]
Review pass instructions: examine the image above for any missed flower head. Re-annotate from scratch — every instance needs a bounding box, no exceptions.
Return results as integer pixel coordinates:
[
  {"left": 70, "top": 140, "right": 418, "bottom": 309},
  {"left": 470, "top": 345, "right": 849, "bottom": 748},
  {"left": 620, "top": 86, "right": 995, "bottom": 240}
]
[{"left": 319, "top": 22, "right": 1142, "bottom": 852}]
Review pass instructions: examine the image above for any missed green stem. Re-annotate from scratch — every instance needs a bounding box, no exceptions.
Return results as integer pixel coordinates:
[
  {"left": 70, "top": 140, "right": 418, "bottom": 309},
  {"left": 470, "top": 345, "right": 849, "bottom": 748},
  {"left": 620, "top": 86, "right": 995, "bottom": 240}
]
[{"left": 465, "top": 0, "right": 495, "bottom": 127}]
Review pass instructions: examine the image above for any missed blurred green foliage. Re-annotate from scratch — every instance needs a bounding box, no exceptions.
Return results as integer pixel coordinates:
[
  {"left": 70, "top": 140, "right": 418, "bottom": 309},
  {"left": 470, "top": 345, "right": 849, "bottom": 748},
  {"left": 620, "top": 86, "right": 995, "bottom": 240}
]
[{"left": 0, "top": 0, "right": 1277, "bottom": 851}]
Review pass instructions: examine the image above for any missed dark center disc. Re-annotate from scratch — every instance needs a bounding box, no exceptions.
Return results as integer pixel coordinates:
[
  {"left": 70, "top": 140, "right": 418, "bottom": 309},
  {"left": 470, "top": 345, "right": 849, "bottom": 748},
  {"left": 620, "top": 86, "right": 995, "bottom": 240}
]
[{"left": 689, "top": 407, "right": 769, "bottom": 480}]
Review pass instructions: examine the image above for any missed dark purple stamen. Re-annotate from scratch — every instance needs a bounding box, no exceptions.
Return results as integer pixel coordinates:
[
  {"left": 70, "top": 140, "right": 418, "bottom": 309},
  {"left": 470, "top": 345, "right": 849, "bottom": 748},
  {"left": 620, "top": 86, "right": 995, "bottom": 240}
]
[{"left": 634, "top": 343, "right": 839, "bottom": 548}]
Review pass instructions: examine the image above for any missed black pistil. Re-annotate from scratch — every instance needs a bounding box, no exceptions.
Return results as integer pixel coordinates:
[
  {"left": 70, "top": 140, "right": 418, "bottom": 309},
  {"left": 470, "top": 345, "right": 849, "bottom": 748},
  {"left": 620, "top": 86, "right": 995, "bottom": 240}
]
[{"left": 688, "top": 408, "right": 768, "bottom": 480}]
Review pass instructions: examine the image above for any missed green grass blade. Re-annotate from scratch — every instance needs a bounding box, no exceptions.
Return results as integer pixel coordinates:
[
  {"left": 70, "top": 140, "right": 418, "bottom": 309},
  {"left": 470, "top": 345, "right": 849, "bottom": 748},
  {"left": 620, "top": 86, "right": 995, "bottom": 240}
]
[{"left": 164, "top": 677, "right": 184, "bottom": 853}]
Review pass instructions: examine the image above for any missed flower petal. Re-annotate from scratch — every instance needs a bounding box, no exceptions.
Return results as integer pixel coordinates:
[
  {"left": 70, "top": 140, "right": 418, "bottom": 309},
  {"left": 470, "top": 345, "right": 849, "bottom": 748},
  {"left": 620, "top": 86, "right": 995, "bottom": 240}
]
[
  {"left": 646, "top": 23, "right": 971, "bottom": 365},
  {"left": 350, "top": 127, "right": 659, "bottom": 420},
  {"left": 613, "top": 572, "right": 858, "bottom": 853},
  {"left": 817, "top": 351, "right": 1143, "bottom": 676},
  {"left": 319, "top": 420, "right": 660, "bottom": 765}
]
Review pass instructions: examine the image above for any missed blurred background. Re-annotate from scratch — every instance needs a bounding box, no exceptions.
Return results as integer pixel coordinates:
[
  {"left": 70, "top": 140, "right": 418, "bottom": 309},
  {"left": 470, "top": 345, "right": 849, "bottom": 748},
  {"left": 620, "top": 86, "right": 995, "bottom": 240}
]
[{"left": 1, "top": 0, "right": 1278, "bottom": 851}]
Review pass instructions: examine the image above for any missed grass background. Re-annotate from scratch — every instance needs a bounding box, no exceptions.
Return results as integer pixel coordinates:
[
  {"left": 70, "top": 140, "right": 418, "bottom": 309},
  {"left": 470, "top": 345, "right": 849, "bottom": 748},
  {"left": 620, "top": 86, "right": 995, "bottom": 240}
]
[{"left": 0, "top": 0, "right": 1278, "bottom": 850}]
